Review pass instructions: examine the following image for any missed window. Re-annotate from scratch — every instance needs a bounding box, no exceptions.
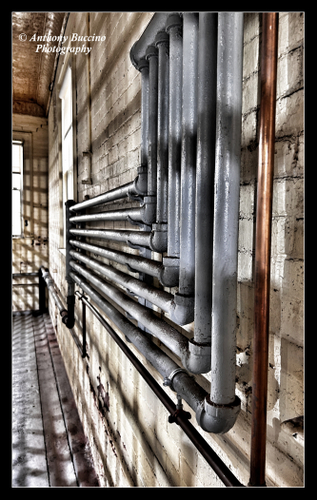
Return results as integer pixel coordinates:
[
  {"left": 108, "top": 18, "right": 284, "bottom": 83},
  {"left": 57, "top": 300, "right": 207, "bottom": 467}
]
[
  {"left": 12, "top": 140, "right": 23, "bottom": 238},
  {"left": 59, "top": 66, "right": 74, "bottom": 248}
]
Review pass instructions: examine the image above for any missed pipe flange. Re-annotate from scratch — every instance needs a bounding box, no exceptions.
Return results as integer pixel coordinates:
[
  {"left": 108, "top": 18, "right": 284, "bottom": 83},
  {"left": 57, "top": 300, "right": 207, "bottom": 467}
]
[
  {"left": 145, "top": 44, "right": 158, "bottom": 60},
  {"left": 155, "top": 30, "right": 169, "bottom": 48},
  {"left": 163, "top": 367, "right": 188, "bottom": 392},
  {"left": 166, "top": 13, "right": 183, "bottom": 34},
  {"left": 196, "top": 395, "right": 241, "bottom": 434}
]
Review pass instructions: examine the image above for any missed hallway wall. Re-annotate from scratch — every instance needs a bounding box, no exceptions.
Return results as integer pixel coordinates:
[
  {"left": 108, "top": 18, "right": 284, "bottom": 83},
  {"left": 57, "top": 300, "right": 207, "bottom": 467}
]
[
  {"left": 12, "top": 114, "right": 48, "bottom": 311},
  {"left": 46, "top": 12, "right": 304, "bottom": 486}
]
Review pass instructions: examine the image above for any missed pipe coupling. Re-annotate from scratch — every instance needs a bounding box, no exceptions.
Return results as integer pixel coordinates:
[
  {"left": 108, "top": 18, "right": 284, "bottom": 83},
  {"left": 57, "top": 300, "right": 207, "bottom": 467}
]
[
  {"left": 132, "top": 166, "right": 148, "bottom": 197},
  {"left": 170, "top": 293, "right": 194, "bottom": 326},
  {"left": 196, "top": 395, "right": 241, "bottom": 434},
  {"left": 141, "top": 196, "right": 156, "bottom": 225},
  {"left": 150, "top": 223, "right": 167, "bottom": 253},
  {"left": 182, "top": 338, "right": 211, "bottom": 374},
  {"left": 163, "top": 367, "right": 189, "bottom": 392},
  {"left": 159, "top": 256, "right": 179, "bottom": 287}
]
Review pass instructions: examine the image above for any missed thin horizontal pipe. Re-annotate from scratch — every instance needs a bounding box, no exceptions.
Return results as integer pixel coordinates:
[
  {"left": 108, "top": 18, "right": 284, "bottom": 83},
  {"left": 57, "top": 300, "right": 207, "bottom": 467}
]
[
  {"left": 69, "top": 207, "right": 142, "bottom": 224},
  {"left": 70, "top": 181, "right": 133, "bottom": 212},
  {"left": 40, "top": 268, "right": 66, "bottom": 313},
  {"left": 69, "top": 239, "right": 162, "bottom": 280},
  {"left": 69, "top": 249, "right": 174, "bottom": 314},
  {"left": 69, "top": 228, "right": 151, "bottom": 249},
  {"left": 69, "top": 260, "right": 188, "bottom": 358}
]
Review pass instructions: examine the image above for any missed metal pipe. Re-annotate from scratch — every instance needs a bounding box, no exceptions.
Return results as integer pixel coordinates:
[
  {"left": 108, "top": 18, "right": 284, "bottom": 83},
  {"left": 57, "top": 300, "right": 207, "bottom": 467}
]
[
  {"left": 70, "top": 248, "right": 190, "bottom": 326},
  {"left": 71, "top": 263, "right": 238, "bottom": 433},
  {"left": 130, "top": 13, "right": 171, "bottom": 71},
  {"left": 177, "top": 12, "right": 198, "bottom": 298},
  {"left": 165, "top": 14, "right": 182, "bottom": 259},
  {"left": 193, "top": 12, "right": 217, "bottom": 346},
  {"left": 40, "top": 266, "right": 67, "bottom": 320},
  {"left": 81, "top": 296, "right": 87, "bottom": 358},
  {"left": 249, "top": 12, "right": 279, "bottom": 487},
  {"left": 70, "top": 182, "right": 133, "bottom": 212},
  {"left": 38, "top": 268, "right": 47, "bottom": 313},
  {"left": 155, "top": 30, "right": 169, "bottom": 225},
  {"left": 146, "top": 44, "right": 158, "bottom": 197},
  {"left": 72, "top": 279, "right": 243, "bottom": 486},
  {"left": 69, "top": 260, "right": 189, "bottom": 360},
  {"left": 69, "top": 201, "right": 155, "bottom": 226},
  {"left": 65, "top": 200, "right": 76, "bottom": 328},
  {"left": 69, "top": 207, "right": 143, "bottom": 224},
  {"left": 69, "top": 239, "right": 168, "bottom": 282},
  {"left": 69, "top": 227, "right": 167, "bottom": 254},
  {"left": 69, "top": 178, "right": 147, "bottom": 213},
  {"left": 139, "top": 58, "right": 149, "bottom": 168},
  {"left": 69, "top": 249, "right": 175, "bottom": 315},
  {"left": 210, "top": 12, "right": 244, "bottom": 406}
]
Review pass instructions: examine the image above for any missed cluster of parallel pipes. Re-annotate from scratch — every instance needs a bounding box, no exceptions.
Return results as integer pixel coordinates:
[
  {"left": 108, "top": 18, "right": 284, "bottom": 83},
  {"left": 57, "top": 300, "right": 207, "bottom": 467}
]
[{"left": 64, "top": 12, "right": 244, "bottom": 435}]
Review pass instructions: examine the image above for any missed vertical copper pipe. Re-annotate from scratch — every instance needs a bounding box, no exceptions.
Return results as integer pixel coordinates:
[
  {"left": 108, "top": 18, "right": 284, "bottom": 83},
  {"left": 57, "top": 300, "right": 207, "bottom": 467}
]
[{"left": 249, "top": 13, "right": 278, "bottom": 487}]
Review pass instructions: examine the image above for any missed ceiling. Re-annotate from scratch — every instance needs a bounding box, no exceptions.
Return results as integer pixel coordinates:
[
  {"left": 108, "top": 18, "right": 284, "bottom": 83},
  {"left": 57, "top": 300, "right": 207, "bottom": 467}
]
[{"left": 12, "top": 12, "right": 67, "bottom": 117}]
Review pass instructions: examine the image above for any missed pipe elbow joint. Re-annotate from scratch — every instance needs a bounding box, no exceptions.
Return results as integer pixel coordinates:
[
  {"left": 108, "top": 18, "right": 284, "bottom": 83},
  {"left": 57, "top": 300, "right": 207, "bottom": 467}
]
[
  {"left": 196, "top": 396, "right": 241, "bottom": 434},
  {"left": 182, "top": 339, "right": 211, "bottom": 374},
  {"left": 169, "top": 293, "right": 194, "bottom": 326},
  {"left": 131, "top": 166, "right": 147, "bottom": 197},
  {"left": 140, "top": 196, "right": 156, "bottom": 225},
  {"left": 159, "top": 256, "right": 179, "bottom": 287},
  {"left": 150, "top": 223, "right": 167, "bottom": 253}
]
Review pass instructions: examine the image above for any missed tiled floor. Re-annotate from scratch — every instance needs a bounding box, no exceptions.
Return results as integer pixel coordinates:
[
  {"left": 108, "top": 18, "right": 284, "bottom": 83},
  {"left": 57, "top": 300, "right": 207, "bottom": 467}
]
[{"left": 12, "top": 311, "right": 99, "bottom": 487}]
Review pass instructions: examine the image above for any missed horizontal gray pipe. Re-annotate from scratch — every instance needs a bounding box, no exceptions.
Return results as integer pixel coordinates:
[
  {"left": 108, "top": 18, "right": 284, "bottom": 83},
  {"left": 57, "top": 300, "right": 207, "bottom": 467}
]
[
  {"left": 69, "top": 171, "right": 148, "bottom": 213},
  {"left": 70, "top": 182, "right": 133, "bottom": 212},
  {"left": 69, "top": 198, "right": 156, "bottom": 226},
  {"left": 70, "top": 270, "right": 206, "bottom": 417},
  {"left": 69, "top": 227, "right": 167, "bottom": 254},
  {"left": 70, "top": 270, "right": 237, "bottom": 434},
  {"left": 70, "top": 239, "right": 179, "bottom": 288},
  {"left": 69, "top": 260, "right": 188, "bottom": 359},
  {"left": 70, "top": 249, "right": 192, "bottom": 325},
  {"left": 69, "top": 227, "right": 151, "bottom": 249},
  {"left": 69, "top": 249, "right": 174, "bottom": 315},
  {"left": 40, "top": 267, "right": 66, "bottom": 313},
  {"left": 69, "top": 207, "right": 142, "bottom": 223},
  {"left": 72, "top": 272, "right": 176, "bottom": 378},
  {"left": 69, "top": 239, "right": 162, "bottom": 280}
]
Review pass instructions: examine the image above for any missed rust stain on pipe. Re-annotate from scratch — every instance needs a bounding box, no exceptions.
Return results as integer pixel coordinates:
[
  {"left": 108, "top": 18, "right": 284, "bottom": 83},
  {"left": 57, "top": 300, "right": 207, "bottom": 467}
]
[{"left": 249, "top": 13, "right": 279, "bottom": 487}]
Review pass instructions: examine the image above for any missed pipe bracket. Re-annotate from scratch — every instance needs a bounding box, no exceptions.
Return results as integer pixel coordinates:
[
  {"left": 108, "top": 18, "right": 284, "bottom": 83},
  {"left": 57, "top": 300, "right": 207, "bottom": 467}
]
[
  {"left": 163, "top": 367, "right": 189, "bottom": 392},
  {"left": 168, "top": 407, "right": 191, "bottom": 425}
]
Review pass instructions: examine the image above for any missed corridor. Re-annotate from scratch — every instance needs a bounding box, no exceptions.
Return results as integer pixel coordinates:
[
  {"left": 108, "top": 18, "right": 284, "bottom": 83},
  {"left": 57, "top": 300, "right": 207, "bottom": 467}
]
[
  {"left": 12, "top": 11, "right": 304, "bottom": 486},
  {"left": 12, "top": 311, "right": 99, "bottom": 487}
]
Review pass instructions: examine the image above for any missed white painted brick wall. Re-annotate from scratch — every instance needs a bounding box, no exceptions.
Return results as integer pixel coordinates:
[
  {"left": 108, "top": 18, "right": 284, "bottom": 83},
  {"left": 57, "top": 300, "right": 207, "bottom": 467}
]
[
  {"left": 12, "top": 114, "right": 49, "bottom": 311},
  {"left": 47, "top": 12, "right": 304, "bottom": 487}
]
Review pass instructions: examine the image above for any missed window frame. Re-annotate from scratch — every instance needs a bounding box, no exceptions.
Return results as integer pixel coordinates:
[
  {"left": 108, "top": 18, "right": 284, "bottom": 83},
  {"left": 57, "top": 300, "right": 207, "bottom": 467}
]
[
  {"left": 12, "top": 140, "right": 24, "bottom": 239},
  {"left": 59, "top": 64, "right": 76, "bottom": 251}
]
